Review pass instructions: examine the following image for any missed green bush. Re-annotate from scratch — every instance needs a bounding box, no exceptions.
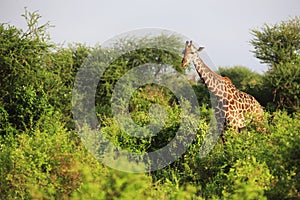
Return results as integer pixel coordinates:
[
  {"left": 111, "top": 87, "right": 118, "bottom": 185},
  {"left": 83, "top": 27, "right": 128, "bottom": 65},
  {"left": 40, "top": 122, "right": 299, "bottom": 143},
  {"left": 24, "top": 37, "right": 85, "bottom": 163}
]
[{"left": 222, "top": 156, "right": 271, "bottom": 200}]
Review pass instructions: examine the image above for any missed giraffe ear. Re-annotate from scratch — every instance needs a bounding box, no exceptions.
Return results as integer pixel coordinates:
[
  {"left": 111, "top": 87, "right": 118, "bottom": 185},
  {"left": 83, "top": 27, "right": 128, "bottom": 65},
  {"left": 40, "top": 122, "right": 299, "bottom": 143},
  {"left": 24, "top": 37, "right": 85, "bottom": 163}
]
[
  {"left": 185, "top": 41, "right": 189, "bottom": 47},
  {"left": 198, "top": 46, "right": 205, "bottom": 52}
]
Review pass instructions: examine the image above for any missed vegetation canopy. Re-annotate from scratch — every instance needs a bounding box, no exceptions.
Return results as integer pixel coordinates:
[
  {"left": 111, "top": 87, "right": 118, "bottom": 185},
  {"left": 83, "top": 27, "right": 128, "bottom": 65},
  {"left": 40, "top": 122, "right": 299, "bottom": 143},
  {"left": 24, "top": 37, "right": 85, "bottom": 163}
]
[{"left": 0, "top": 10, "right": 299, "bottom": 199}]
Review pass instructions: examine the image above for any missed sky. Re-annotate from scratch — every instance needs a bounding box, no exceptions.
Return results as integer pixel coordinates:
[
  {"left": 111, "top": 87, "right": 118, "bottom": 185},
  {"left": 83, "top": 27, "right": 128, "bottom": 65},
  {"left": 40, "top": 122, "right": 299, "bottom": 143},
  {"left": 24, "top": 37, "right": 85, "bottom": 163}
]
[{"left": 1, "top": 0, "right": 300, "bottom": 73}]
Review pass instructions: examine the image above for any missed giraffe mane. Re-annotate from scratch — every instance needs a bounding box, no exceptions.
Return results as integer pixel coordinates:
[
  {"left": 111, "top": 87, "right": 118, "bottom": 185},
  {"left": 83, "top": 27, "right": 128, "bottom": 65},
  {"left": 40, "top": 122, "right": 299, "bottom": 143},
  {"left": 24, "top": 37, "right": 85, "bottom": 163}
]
[{"left": 222, "top": 77, "right": 232, "bottom": 84}]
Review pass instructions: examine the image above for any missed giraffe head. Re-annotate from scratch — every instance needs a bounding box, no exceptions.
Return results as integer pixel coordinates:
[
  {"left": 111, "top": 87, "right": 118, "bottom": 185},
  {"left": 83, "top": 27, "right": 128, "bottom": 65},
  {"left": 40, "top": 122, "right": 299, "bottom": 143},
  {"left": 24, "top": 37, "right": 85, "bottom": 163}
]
[{"left": 182, "top": 41, "right": 205, "bottom": 67}]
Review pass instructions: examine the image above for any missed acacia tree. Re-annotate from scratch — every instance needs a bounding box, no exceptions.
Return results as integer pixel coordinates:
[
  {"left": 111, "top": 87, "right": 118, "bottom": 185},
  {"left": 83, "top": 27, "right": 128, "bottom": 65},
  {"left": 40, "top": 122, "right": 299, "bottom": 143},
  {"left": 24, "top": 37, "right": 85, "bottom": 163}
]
[{"left": 250, "top": 17, "right": 300, "bottom": 113}]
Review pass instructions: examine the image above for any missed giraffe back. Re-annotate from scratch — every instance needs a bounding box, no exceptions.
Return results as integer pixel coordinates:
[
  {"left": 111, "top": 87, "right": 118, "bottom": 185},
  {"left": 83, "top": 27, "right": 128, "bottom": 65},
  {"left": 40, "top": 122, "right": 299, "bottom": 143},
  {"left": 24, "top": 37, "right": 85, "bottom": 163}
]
[{"left": 223, "top": 82, "right": 263, "bottom": 130}]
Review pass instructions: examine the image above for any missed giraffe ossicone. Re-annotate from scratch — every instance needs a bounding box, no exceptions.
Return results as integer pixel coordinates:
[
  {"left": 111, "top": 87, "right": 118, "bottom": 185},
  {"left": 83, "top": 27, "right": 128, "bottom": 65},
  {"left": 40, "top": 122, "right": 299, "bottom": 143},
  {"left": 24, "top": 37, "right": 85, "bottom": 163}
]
[{"left": 182, "top": 41, "right": 264, "bottom": 139}]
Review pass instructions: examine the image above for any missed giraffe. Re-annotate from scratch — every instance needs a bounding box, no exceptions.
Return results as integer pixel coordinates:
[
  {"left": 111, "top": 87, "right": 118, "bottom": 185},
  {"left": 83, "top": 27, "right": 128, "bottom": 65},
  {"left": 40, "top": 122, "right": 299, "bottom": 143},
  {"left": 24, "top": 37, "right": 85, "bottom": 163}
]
[{"left": 182, "top": 41, "right": 264, "bottom": 139}]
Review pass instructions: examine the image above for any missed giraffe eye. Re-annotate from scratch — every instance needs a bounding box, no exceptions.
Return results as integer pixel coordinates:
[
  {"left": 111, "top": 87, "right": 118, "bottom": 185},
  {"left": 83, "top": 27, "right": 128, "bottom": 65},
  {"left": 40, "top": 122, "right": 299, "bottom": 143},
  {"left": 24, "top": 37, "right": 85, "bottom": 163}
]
[{"left": 190, "top": 52, "right": 195, "bottom": 54}]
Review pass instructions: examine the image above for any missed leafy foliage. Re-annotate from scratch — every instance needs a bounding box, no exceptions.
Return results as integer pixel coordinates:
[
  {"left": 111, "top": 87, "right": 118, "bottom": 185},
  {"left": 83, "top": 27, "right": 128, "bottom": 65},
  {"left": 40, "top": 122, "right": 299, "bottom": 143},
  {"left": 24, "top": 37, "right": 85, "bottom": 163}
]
[
  {"left": 250, "top": 17, "right": 300, "bottom": 66},
  {"left": 250, "top": 17, "right": 300, "bottom": 113},
  {"left": 0, "top": 12, "right": 52, "bottom": 132},
  {"left": 264, "top": 60, "right": 300, "bottom": 113}
]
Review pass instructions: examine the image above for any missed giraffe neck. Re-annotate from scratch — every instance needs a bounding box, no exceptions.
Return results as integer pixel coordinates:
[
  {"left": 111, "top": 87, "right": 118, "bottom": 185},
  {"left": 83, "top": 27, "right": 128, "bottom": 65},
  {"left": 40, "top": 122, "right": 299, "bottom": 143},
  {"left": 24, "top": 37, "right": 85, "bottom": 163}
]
[{"left": 192, "top": 55, "right": 226, "bottom": 96}]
